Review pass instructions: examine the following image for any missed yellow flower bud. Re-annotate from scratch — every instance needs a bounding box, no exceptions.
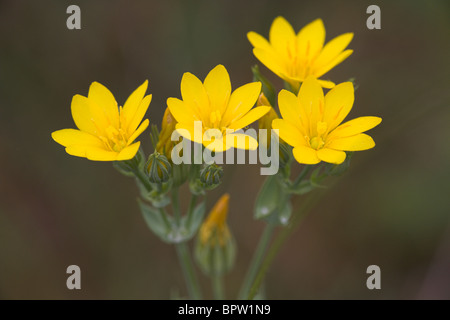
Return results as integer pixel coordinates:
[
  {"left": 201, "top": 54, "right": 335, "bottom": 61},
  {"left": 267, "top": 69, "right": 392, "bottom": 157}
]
[
  {"left": 195, "top": 194, "right": 236, "bottom": 276},
  {"left": 156, "top": 107, "right": 177, "bottom": 160},
  {"left": 199, "top": 194, "right": 230, "bottom": 247}
]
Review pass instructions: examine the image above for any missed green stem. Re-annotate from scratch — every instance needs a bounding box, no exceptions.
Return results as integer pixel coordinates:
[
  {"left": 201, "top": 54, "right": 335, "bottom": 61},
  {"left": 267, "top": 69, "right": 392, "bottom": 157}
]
[
  {"left": 175, "top": 242, "right": 202, "bottom": 300},
  {"left": 238, "top": 222, "right": 276, "bottom": 300},
  {"left": 212, "top": 274, "right": 224, "bottom": 300},
  {"left": 126, "top": 158, "right": 152, "bottom": 192},
  {"left": 186, "top": 194, "right": 198, "bottom": 227},
  {"left": 171, "top": 188, "right": 181, "bottom": 223},
  {"left": 291, "top": 165, "right": 312, "bottom": 189},
  {"left": 247, "top": 190, "right": 326, "bottom": 300},
  {"left": 158, "top": 208, "right": 171, "bottom": 231}
]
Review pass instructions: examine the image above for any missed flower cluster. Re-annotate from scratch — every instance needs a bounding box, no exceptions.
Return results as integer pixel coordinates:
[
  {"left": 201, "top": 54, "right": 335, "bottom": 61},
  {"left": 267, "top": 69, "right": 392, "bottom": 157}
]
[{"left": 51, "top": 16, "right": 382, "bottom": 300}]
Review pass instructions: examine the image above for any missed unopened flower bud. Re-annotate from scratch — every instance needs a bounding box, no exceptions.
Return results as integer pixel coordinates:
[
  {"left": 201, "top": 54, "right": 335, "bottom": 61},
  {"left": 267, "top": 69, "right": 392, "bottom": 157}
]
[
  {"left": 200, "top": 164, "right": 223, "bottom": 188},
  {"left": 156, "top": 107, "right": 177, "bottom": 161},
  {"left": 146, "top": 152, "right": 172, "bottom": 184},
  {"left": 195, "top": 194, "right": 236, "bottom": 276}
]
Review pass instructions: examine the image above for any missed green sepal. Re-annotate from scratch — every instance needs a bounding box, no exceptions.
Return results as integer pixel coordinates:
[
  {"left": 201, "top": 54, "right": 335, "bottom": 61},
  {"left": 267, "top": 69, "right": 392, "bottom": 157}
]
[
  {"left": 195, "top": 235, "right": 236, "bottom": 277},
  {"left": 325, "top": 152, "right": 353, "bottom": 176},
  {"left": 113, "top": 148, "right": 146, "bottom": 177}
]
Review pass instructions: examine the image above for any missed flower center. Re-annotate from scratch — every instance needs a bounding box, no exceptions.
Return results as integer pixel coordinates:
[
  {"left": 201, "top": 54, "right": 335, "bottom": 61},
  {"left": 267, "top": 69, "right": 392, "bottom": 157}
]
[
  {"left": 308, "top": 121, "right": 328, "bottom": 150},
  {"left": 100, "top": 125, "right": 128, "bottom": 152},
  {"left": 209, "top": 110, "right": 222, "bottom": 128}
]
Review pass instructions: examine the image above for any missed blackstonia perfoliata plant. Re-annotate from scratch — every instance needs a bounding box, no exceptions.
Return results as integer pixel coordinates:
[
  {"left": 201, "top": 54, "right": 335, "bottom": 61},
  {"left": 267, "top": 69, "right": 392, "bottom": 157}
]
[{"left": 51, "top": 16, "right": 381, "bottom": 300}]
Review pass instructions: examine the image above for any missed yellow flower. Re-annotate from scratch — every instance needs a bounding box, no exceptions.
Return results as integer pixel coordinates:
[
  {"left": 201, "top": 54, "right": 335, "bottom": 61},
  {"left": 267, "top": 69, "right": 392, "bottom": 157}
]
[
  {"left": 168, "top": 65, "right": 270, "bottom": 152},
  {"left": 273, "top": 76, "right": 381, "bottom": 165},
  {"left": 248, "top": 17, "right": 353, "bottom": 89},
  {"left": 199, "top": 194, "right": 231, "bottom": 247},
  {"left": 156, "top": 107, "right": 177, "bottom": 160},
  {"left": 52, "top": 81, "right": 151, "bottom": 161}
]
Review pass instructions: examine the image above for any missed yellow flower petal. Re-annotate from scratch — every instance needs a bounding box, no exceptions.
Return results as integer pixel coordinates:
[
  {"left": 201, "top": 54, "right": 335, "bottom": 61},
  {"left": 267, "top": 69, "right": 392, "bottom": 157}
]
[
  {"left": 326, "top": 133, "right": 375, "bottom": 151},
  {"left": 297, "top": 76, "right": 324, "bottom": 134},
  {"left": 317, "top": 79, "right": 335, "bottom": 89},
  {"left": 222, "top": 82, "right": 261, "bottom": 125},
  {"left": 85, "top": 147, "right": 120, "bottom": 161},
  {"left": 269, "top": 16, "right": 296, "bottom": 57},
  {"left": 167, "top": 97, "right": 198, "bottom": 125},
  {"left": 204, "top": 65, "right": 231, "bottom": 114},
  {"left": 317, "top": 148, "right": 346, "bottom": 164},
  {"left": 65, "top": 145, "right": 90, "bottom": 158},
  {"left": 292, "top": 145, "right": 320, "bottom": 164},
  {"left": 228, "top": 106, "right": 270, "bottom": 130},
  {"left": 122, "top": 80, "right": 148, "bottom": 128},
  {"left": 328, "top": 116, "right": 382, "bottom": 140},
  {"left": 51, "top": 129, "right": 103, "bottom": 148},
  {"left": 252, "top": 48, "right": 285, "bottom": 80},
  {"left": 175, "top": 123, "right": 204, "bottom": 144},
  {"left": 127, "top": 94, "right": 152, "bottom": 135},
  {"left": 314, "top": 33, "right": 353, "bottom": 72},
  {"left": 314, "top": 49, "right": 353, "bottom": 78},
  {"left": 323, "top": 82, "right": 354, "bottom": 132},
  {"left": 247, "top": 31, "right": 272, "bottom": 51},
  {"left": 272, "top": 119, "right": 307, "bottom": 147},
  {"left": 278, "top": 89, "right": 305, "bottom": 131},
  {"left": 88, "top": 82, "right": 119, "bottom": 128},
  {"left": 225, "top": 133, "right": 258, "bottom": 150},
  {"left": 181, "top": 72, "right": 209, "bottom": 118},
  {"left": 297, "top": 18, "right": 325, "bottom": 59},
  {"left": 127, "top": 119, "right": 149, "bottom": 146},
  {"left": 204, "top": 135, "right": 229, "bottom": 152},
  {"left": 71, "top": 95, "right": 97, "bottom": 135},
  {"left": 117, "top": 142, "right": 141, "bottom": 160}
]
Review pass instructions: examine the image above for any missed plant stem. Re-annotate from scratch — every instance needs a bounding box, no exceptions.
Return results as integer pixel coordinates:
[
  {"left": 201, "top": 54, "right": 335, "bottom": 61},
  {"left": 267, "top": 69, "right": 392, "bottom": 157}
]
[
  {"left": 186, "top": 194, "right": 198, "bottom": 227},
  {"left": 171, "top": 188, "right": 181, "bottom": 223},
  {"left": 247, "top": 190, "right": 326, "bottom": 300},
  {"left": 212, "top": 274, "right": 224, "bottom": 300},
  {"left": 238, "top": 222, "right": 276, "bottom": 300},
  {"left": 292, "top": 165, "right": 312, "bottom": 188},
  {"left": 175, "top": 242, "right": 202, "bottom": 300},
  {"left": 126, "top": 159, "right": 152, "bottom": 192},
  {"left": 158, "top": 208, "right": 171, "bottom": 231}
]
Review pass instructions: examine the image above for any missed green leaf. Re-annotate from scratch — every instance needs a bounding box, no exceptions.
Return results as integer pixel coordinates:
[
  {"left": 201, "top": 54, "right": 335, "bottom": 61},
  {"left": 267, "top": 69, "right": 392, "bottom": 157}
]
[
  {"left": 254, "top": 175, "right": 281, "bottom": 220},
  {"left": 185, "top": 202, "right": 206, "bottom": 236},
  {"left": 289, "top": 180, "right": 314, "bottom": 195},
  {"left": 277, "top": 199, "right": 292, "bottom": 226},
  {"left": 138, "top": 199, "right": 172, "bottom": 242}
]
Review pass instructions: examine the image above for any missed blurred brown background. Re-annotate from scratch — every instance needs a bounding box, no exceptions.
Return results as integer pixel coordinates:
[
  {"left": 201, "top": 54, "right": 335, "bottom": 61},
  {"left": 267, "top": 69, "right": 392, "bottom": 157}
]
[{"left": 0, "top": 0, "right": 449, "bottom": 299}]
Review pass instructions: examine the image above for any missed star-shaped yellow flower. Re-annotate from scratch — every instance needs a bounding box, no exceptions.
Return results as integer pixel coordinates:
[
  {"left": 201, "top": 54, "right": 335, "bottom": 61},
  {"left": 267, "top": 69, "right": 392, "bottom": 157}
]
[
  {"left": 273, "top": 76, "right": 381, "bottom": 165},
  {"left": 168, "top": 65, "right": 270, "bottom": 152},
  {"left": 248, "top": 17, "right": 353, "bottom": 89},
  {"left": 52, "top": 81, "right": 151, "bottom": 161}
]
